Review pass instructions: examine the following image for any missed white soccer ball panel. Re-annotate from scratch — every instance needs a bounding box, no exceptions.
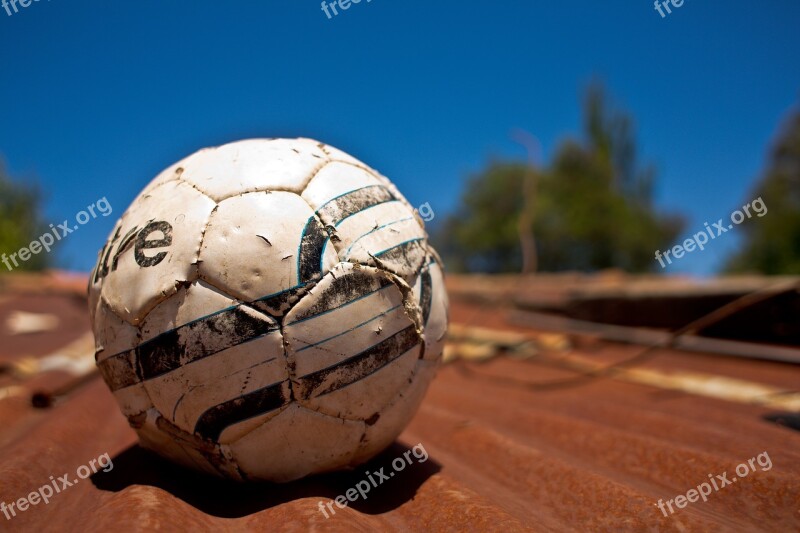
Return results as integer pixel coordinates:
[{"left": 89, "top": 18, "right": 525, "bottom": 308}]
[
  {"left": 88, "top": 272, "right": 102, "bottom": 327},
  {"left": 92, "top": 298, "right": 138, "bottom": 363},
  {"left": 138, "top": 281, "right": 239, "bottom": 342},
  {"left": 283, "top": 263, "right": 414, "bottom": 375},
  {"left": 93, "top": 300, "right": 154, "bottom": 419},
  {"left": 145, "top": 324, "right": 291, "bottom": 442},
  {"left": 198, "top": 191, "right": 338, "bottom": 315},
  {"left": 350, "top": 359, "right": 438, "bottom": 465},
  {"left": 412, "top": 257, "right": 449, "bottom": 362},
  {"left": 228, "top": 404, "right": 364, "bottom": 482},
  {"left": 314, "top": 142, "right": 415, "bottom": 208},
  {"left": 216, "top": 399, "right": 291, "bottom": 445},
  {"left": 283, "top": 262, "right": 422, "bottom": 420},
  {"left": 162, "top": 350, "right": 290, "bottom": 444},
  {"left": 113, "top": 383, "right": 153, "bottom": 419},
  {"left": 300, "top": 344, "right": 420, "bottom": 421},
  {"left": 334, "top": 201, "right": 427, "bottom": 279},
  {"left": 154, "top": 337, "right": 288, "bottom": 444},
  {"left": 94, "top": 180, "right": 215, "bottom": 325},
  {"left": 176, "top": 139, "right": 328, "bottom": 201},
  {"left": 301, "top": 161, "right": 386, "bottom": 210},
  {"left": 111, "top": 384, "right": 153, "bottom": 420},
  {"left": 134, "top": 285, "right": 286, "bottom": 437},
  {"left": 302, "top": 162, "right": 427, "bottom": 280}
]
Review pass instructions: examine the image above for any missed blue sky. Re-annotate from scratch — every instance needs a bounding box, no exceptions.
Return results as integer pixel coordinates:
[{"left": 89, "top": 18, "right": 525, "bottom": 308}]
[{"left": 1, "top": 0, "right": 798, "bottom": 275}]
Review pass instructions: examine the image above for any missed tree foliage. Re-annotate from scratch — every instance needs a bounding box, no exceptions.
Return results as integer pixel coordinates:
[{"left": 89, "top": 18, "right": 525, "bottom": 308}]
[
  {"left": 0, "top": 162, "right": 52, "bottom": 271},
  {"left": 434, "top": 84, "right": 684, "bottom": 273},
  {"left": 727, "top": 105, "right": 800, "bottom": 274}
]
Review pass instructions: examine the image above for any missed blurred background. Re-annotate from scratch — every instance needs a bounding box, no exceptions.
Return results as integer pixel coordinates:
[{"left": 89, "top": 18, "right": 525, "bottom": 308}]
[
  {"left": 1, "top": 1, "right": 799, "bottom": 277},
  {"left": 1, "top": 1, "right": 799, "bottom": 531}
]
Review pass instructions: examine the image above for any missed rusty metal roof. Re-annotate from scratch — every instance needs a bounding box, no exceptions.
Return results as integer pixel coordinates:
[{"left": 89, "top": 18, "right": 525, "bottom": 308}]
[{"left": 0, "top": 272, "right": 798, "bottom": 532}]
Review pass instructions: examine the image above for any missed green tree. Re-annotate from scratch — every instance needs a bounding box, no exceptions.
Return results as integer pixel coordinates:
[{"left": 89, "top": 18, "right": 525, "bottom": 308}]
[
  {"left": 0, "top": 162, "right": 52, "bottom": 271},
  {"left": 727, "top": 105, "right": 800, "bottom": 274},
  {"left": 434, "top": 84, "right": 684, "bottom": 273}
]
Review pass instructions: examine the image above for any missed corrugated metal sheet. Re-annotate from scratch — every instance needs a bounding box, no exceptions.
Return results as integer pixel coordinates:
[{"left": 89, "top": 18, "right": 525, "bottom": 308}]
[{"left": 0, "top": 273, "right": 798, "bottom": 532}]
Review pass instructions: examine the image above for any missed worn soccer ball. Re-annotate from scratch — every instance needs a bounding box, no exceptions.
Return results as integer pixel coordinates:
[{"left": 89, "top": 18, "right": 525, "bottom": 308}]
[{"left": 88, "top": 138, "right": 448, "bottom": 482}]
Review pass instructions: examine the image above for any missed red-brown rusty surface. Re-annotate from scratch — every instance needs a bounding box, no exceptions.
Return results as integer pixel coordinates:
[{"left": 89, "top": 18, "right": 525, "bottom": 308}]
[{"left": 0, "top": 273, "right": 798, "bottom": 532}]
